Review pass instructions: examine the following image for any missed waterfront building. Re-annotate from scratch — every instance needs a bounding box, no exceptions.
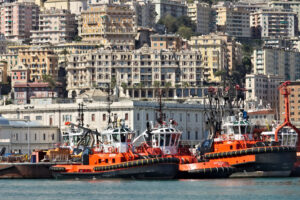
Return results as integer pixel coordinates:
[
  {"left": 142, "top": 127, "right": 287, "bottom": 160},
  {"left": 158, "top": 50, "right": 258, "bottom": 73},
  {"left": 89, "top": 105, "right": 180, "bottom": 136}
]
[
  {"left": 150, "top": 34, "right": 185, "bottom": 51},
  {"left": 152, "top": 0, "right": 187, "bottom": 22},
  {"left": 0, "top": 2, "right": 39, "bottom": 42},
  {"left": 66, "top": 45, "right": 203, "bottom": 99},
  {"left": 30, "top": 8, "right": 77, "bottom": 45},
  {"left": 252, "top": 48, "right": 300, "bottom": 81},
  {"left": 245, "top": 73, "right": 283, "bottom": 110},
  {"left": 247, "top": 108, "right": 276, "bottom": 127},
  {"left": 18, "top": 49, "right": 58, "bottom": 81},
  {"left": 0, "top": 116, "right": 59, "bottom": 154},
  {"left": 0, "top": 100, "right": 209, "bottom": 145},
  {"left": 250, "top": 8, "right": 297, "bottom": 39},
  {"left": 187, "top": 1, "right": 211, "bottom": 35},
  {"left": 78, "top": 4, "right": 137, "bottom": 50},
  {"left": 213, "top": 4, "right": 251, "bottom": 38},
  {"left": 43, "top": 0, "right": 88, "bottom": 16},
  {"left": 279, "top": 81, "right": 300, "bottom": 126},
  {"left": 190, "top": 32, "right": 242, "bottom": 83}
]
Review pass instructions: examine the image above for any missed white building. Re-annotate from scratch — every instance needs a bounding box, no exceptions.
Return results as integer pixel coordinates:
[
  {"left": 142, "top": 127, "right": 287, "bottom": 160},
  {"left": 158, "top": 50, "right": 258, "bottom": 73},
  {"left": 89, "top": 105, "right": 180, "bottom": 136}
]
[
  {"left": 187, "top": 2, "right": 211, "bottom": 35},
  {"left": 250, "top": 8, "right": 297, "bottom": 38},
  {"left": 252, "top": 48, "right": 300, "bottom": 81},
  {"left": 0, "top": 100, "right": 209, "bottom": 145},
  {"left": 245, "top": 73, "right": 284, "bottom": 110},
  {"left": 30, "top": 8, "right": 77, "bottom": 45},
  {"left": 0, "top": 116, "right": 59, "bottom": 154},
  {"left": 152, "top": 0, "right": 187, "bottom": 22}
]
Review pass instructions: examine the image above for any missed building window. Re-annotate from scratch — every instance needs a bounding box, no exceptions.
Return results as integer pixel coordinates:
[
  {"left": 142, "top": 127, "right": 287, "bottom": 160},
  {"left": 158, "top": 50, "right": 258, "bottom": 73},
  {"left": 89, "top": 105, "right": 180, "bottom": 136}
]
[
  {"left": 51, "top": 134, "right": 55, "bottom": 141},
  {"left": 49, "top": 116, "right": 53, "bottom": 126},
  {"left": 195, "top": 131, "right": 198, "bottom": 140},
  {"left": 180, "top": 113, "right": 182, "bottom": 122},
  {"left": 187, "top": 113, "right": 190, "bottom": 122},
  {"left": 16, "top": 133, "right": 18, "bottom": 141},
  {"left": 91, "top": 114, "right": 95, "bottom": 121},
  {"left": 187, "top": 131, "right": 190, "bottom": 140},
  {"left": 125, "top": 113, "right": 128, "bottom": 120},
  {"left": 25, "top": 134, "right": 28, "bottom": 141},
  {"left": 137, "top": 113, "right": 140, "bottom": 121},
  {"left": 43, "top": 134, "right": 46, "bottom": 141},
  {"left": 35, "top": 134, "right": 37, "bottom": 141},
  {"left": 24, "top": 116, "right": 30, "bottom": 121},
  {"left": 36, "top": 116, "right": 42, "bottom": 120},
  {"left": 103, "top": 114, "right": 106, "bottom": 121},
  {"left": 195, "top": 114, "right": 198, "bottom": 122},
  {"left": 146, "top": 113, "right": 149, "bottom": 121}
]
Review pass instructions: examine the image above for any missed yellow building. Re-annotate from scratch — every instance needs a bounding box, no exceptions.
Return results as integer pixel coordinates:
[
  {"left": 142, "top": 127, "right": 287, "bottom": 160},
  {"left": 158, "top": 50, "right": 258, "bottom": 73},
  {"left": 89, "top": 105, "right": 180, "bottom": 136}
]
[
  {"left": 18, "top": 49, "right": 58, "bottom": 81},
  {"left": 190, "top": 32, "right": 242, "bottom": 83},
  {"left": 79, "top": 4, "right": 137, "bottom": 50},
  {"left": 150, "top": 34, "right": 184, "bottom": 51}
]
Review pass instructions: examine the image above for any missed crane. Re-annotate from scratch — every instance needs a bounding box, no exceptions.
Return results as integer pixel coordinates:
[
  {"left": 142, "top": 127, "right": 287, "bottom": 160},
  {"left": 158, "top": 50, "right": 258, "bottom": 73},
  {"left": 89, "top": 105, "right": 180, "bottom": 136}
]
[{"left": 275, "top": 81, "right": 300, "bottom": 151}]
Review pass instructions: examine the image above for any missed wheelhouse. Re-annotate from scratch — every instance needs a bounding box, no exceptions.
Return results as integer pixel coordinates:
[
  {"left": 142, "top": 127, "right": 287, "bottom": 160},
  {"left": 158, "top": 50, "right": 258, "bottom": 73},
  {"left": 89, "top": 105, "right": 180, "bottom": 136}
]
[{"left": 101, "top": 127, "right": 135, "bottom": 153}]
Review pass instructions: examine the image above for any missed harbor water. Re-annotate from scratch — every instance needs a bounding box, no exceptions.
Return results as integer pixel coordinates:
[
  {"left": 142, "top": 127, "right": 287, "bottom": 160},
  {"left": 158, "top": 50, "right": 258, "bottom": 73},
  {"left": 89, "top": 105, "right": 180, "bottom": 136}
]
[{"left": 1, "top": 178, "right": 300, "bottom": 200}]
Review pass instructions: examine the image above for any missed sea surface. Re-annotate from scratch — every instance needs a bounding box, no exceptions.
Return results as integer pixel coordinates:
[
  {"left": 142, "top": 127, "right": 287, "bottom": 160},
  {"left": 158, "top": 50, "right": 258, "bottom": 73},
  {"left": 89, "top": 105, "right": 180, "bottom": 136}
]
[{"left": 0, "top": 178, "right": 300, "bottom": 200}]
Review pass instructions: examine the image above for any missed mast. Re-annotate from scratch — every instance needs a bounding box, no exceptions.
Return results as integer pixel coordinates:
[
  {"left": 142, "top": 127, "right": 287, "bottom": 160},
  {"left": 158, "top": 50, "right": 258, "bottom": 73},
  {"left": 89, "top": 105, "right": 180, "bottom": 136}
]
[{"left": 107, "top": 83, "right": 113, "bottom": 127}]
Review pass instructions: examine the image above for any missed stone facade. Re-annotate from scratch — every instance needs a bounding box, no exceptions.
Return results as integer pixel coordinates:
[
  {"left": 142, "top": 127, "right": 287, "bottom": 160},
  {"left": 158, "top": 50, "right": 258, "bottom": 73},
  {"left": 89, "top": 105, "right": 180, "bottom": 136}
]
[
  {"left": 79, "top": 4, "right": 136, "bottom": 50},
  {"left": 65, "top": 45, "right": 203, "bottom": 99}
]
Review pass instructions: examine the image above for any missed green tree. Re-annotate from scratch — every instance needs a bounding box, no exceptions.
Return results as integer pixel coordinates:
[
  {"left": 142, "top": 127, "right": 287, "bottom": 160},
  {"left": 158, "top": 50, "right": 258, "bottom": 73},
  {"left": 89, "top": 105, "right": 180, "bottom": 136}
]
[
  {"left": 111, "top": 77, "right": 116, "bottom": 89},
  {"left": 177, "top": 26, "right": 194, "bottom": 40},
  {"left": 73, "top": 35, "right": 82, "bottom": 42},
  {"left": 153, "top": 81, "right": 161, "bottom": 89},
  {"left": 121, "top": 82, "right": 128, "bottom": 92},
  {"left": 42, "top": 74, "right": 57, "bottom": 98}
]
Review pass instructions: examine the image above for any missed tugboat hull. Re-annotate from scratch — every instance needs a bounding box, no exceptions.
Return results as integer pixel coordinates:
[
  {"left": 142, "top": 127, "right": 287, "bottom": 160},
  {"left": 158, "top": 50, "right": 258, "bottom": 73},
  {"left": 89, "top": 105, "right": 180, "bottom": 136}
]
[
  {"left": 52, "top": 163, "right": 178, "bottom": 180},
  {"left": 205, "top": 147, "right": 297, "bottom": 178},
  {"left": 0, "top": 163, "right": 54, "bottom": 179},
  {"left": 231, "top": 151, "right": 296, "bottom": 177}
]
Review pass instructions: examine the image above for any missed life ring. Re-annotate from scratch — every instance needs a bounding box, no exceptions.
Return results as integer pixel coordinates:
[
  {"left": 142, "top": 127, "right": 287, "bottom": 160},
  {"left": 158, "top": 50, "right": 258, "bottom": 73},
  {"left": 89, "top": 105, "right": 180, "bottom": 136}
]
[{"left": 108, "top": 147, "right": 113, "bottom": 153}]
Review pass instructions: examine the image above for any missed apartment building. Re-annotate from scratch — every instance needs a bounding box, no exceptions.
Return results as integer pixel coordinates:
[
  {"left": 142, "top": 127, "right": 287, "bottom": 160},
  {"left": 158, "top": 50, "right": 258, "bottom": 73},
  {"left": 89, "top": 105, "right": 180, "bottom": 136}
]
[
  {"left": 79, "top": 4, "right": 136, "bottom": 50},
  {"left": 42, "top": 0, "right": 88, "bottom": 16},
  {"left": 66, "top": 45, "right": 203, "bottom": 99},
  {"left": 252, "top": 48, "right": 300, "bottom": 81},
  {"left": 251, "top": 8, "right": 297, "bottom": 38},
  {"left": 152, "top": 0, "right": 187, "bottom": 22},
  {"left": 130, "top": 0, "right": 156, "bottom": 28},
  {"left": 150, "top": 34, "right": 185, "bottom": 51},
  {"left": 245, "top": 73, "right": 283, "bottom": 110},
  {"left": 187, "top": 2, "right": 211, "bottom": 35},
  {"left": 31, "top": 8, "right": 77, "bottom": 45},
  {"left": 18, "top": 49, "right": 58, "bottom": 81},
  {"left": 214, "top": 4, "right": 251, "bottom": 38},
  {"left": 269, "top": 1, "right": 300, "bottom": 32},
  {"left": 190, "top": 32, "right": 242, "bottom": 83},
  {"left": 0, "top": 2, "right": 39, "bottom": 41}
]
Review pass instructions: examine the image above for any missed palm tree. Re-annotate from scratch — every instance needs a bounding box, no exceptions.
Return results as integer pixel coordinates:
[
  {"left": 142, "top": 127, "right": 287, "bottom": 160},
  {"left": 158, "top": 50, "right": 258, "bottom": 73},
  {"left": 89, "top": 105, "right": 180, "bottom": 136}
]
[
  {"left": 153, "top": 81, "right": 161, "bottom": 97},
  {"left": 164, "top": 81, "right": 172, "bottom": 98}
]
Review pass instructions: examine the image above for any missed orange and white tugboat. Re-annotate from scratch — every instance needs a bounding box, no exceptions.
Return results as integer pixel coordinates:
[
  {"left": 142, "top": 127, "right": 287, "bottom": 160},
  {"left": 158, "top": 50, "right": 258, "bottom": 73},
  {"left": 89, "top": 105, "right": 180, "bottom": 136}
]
[
  {"left": 51, "top": 121, "right": 179, "bottom": 180},
  {"left": 201, "top": 82, "right": 297, "bottom": 177},
  {"left": 133, "top": 91, "right": 234, "bottom": 179}
]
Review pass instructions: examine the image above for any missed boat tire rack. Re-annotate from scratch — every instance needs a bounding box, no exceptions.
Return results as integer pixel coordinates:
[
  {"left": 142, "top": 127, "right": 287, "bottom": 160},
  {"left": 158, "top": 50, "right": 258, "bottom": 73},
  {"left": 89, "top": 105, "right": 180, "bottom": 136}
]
[
  {"left": 205, "top": 146, "right": 296, "bottom": 159},
  {"left": 94, "top": 157, "right": 180, "bottom": 172},
  {"left": 50, "top": 167, "right": 66, "bottom": 172},
  {"left": 190, "top": 166, "right": 236, "bottom": 174}
]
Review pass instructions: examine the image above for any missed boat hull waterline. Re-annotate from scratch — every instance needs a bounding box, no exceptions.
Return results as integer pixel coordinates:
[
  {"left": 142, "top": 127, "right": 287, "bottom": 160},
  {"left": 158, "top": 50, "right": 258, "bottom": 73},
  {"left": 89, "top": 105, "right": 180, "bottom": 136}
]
[{"left": 205, "top": 146, "right": 296, "bottom": 177}]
